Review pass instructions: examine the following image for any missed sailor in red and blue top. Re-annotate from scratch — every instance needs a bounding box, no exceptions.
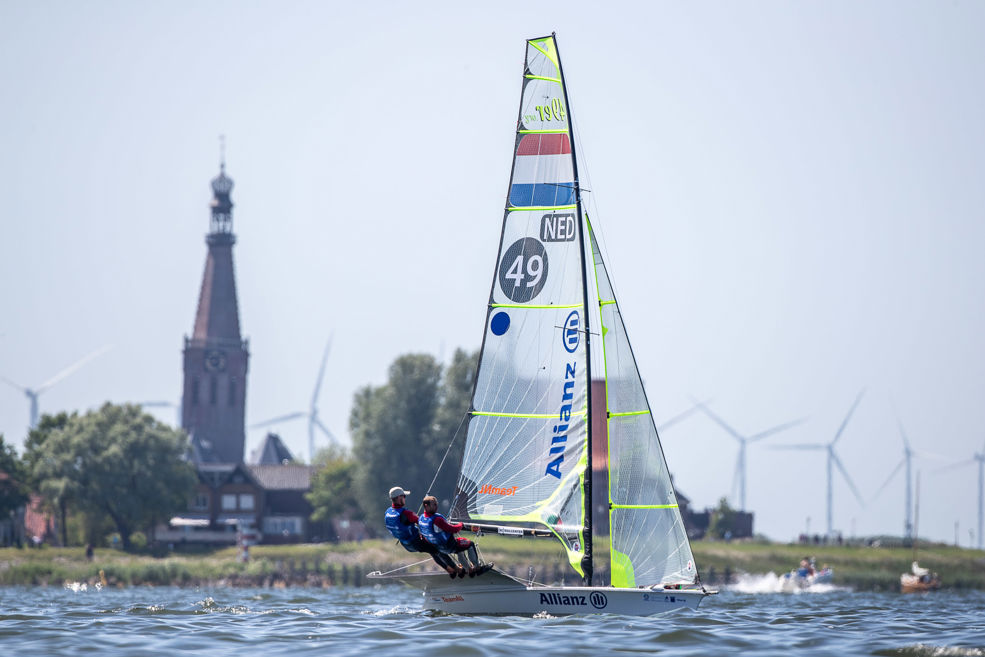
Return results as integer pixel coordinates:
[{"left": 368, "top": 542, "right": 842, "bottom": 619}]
[
  {"left": 419, "top": 495, "right": 490, "bottom": 577},
  {"left": 384, "top": 486, "right": 461, "bottom": 577}
]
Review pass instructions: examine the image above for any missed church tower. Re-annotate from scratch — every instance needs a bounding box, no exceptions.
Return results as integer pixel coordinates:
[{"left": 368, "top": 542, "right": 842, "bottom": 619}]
[{"left": 181, "top": 158, "right": 250, "bottom": 463}]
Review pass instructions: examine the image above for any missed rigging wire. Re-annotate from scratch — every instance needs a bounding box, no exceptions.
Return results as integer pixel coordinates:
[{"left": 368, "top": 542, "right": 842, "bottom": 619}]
[
  {"left": 369, "top": 559, "right": 433, "bottom": 577},
  {"left": 422, "top": 411, "right": 470, "bottom": 509}
]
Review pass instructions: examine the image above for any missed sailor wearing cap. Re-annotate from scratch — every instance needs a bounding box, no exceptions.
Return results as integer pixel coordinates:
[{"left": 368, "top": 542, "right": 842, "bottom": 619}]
[{"left": 384, "top": 486, "right": 462, "bottom": 578}]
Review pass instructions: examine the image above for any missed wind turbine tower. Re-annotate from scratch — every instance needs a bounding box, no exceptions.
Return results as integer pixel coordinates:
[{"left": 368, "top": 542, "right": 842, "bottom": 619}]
[
  {"left": 773, "top": 390, "right": 866, "bottom": 537},
  {"left": 693, "top": 400, "right": 804, "bottom": 511},
  {"left": 251, "top": 336, "right": 338, "bottom": 463},
  {"left": 940, "top": 439, "right": 985, "bottom": 550},
  {"left": 872, "top": 415, "right": 941, "bottom": 542},
  {"left": 1, "top": 345, "right": 112, "bottom": 430}
]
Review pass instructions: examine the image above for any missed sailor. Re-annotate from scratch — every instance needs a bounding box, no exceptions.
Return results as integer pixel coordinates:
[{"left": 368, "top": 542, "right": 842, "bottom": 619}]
[
  {"left": 384, "top": 486, "right": 462, "bottom": 578},
  {"left": 418, "top": 495, "right": 491, "bottom": 577}
]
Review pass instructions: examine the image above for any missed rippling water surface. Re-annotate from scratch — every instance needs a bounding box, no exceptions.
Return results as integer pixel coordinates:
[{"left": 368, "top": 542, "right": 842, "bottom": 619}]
[{"left": 1, "top": 580, "right": 983, "bottom": 656}]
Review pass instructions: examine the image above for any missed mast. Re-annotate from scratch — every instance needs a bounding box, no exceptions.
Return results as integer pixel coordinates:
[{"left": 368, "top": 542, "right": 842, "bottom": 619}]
[{"left": 553, "top": 33, "right": 594, "bottom": 586}]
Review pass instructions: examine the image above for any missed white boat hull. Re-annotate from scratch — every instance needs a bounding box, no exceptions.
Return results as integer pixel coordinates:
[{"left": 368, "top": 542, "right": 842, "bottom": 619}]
[{"left": 369, "top": 568, "right": 712, "bottom": 616}]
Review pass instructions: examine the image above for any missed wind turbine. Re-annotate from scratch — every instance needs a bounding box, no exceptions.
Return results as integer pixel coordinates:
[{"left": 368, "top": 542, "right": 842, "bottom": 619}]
[
  {"left": 1, "top": 345, "right": 112, "bottom": 430},
  {"left": 691, "top": 399, "right": 805, "bottom": 511},
  {"left": 872, "top": 415, "right": 941, "bottom": 542},
  {"left": 655, "top": 398, "right": 711, "bottom": 433},
  {"left": 772, "top": 390, "right": 866, "bottom": 537},
  {"left": 937, "top": 438, "right": 985, "bottom": 550},
  {"left": 250, "top": 337, "right": 338, "bottom": 462}
]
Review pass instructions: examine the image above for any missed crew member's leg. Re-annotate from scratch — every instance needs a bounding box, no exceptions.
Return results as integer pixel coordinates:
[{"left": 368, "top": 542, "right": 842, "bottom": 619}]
[
  {"left": 413, "top": 538, "right": 459, "bottom": 576},
  {"left": 452, "top": 538, "right": 480, "bottom": 572}
]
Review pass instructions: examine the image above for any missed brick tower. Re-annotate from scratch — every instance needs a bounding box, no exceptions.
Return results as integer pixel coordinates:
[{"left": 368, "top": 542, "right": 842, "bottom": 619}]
[{"left": 181, "top": 159, "right": 250, "bottom": 463}]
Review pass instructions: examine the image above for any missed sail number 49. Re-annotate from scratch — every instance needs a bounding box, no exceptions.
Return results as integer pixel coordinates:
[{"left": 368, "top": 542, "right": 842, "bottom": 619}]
[
  {"left": 499, "top": 238, "right": 549, "bottom": 303},
  {"left": 504, "top": 253, "right": 543, "bottom": 289},
  {"left": 535, "top": 98, "right": 566, "bottom": 122}
]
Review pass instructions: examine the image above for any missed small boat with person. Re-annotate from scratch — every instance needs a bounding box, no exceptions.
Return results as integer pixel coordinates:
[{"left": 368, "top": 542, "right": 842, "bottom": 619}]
[
  {"left": 900, "top": 561, "right": 940, "bottom": 593},
  {"left": 781, "top": 557, "right": 833, "bottom": 591},
  {"left": 899, "top": 473, "right": 940, "bottom": 593}
]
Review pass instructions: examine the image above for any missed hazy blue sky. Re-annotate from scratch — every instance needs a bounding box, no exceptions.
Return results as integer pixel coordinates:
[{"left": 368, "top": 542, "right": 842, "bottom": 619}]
[{"left": 2, "top": 1, "right": 983, "bottom": 546}]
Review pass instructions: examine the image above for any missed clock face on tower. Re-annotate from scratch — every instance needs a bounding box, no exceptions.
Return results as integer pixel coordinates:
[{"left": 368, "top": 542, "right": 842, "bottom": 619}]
[{"left": 204, "top": 349, "right": 227, "bottom": 373}]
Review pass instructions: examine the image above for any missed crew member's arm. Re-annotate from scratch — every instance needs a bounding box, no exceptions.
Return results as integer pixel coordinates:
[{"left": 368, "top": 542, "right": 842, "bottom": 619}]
[
  {"left": 400, "top": 509, "right": 420, "bottom": 524},
  {"left": 433, "top": 516, "right": 463, "bottom": 535}
]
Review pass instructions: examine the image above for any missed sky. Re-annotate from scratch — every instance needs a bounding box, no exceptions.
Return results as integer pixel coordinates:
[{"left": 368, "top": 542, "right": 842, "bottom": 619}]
[{"left": 1, "top": 1, "right": 984, "bottom": 547}]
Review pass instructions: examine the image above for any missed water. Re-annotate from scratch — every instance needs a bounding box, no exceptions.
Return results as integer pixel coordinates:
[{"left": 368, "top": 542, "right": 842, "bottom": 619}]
[{"left": 1, "top": 580, "right": 983, "bottom": 656}]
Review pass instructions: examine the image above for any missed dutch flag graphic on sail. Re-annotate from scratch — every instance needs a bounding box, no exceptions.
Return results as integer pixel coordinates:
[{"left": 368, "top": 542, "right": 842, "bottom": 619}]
[{"left": 508, "top": 134, "right": 575, "bottom": 207}]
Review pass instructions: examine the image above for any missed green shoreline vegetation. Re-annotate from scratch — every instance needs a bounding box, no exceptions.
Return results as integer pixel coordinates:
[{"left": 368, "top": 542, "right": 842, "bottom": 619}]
[{"left": 2, "top": 538, "right": 984, "bottom": 591}]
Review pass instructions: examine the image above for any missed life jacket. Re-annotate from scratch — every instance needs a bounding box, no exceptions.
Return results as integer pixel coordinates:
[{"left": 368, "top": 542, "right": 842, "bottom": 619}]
[
  {"left": 418, "top": 511, "right": 456, "bottom": 552},
  {"left": 384, "top": 506, "right": 419, "bottom": 548}
]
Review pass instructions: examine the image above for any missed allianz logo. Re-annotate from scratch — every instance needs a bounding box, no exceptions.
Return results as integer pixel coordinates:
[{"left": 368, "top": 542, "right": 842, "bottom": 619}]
[{"left": 539, "top": 591, "right": 607, "bottom": 609}]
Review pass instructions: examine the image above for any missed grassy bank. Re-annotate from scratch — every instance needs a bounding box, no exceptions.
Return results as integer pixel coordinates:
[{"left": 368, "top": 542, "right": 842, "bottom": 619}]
[{"left": 2, "top": 539, "right": 983, "bottom": 591}]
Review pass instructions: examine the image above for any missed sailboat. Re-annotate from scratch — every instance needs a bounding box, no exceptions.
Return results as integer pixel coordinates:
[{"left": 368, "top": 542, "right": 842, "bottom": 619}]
[
  {"left": 900, "top": 472, "right": 941, "bottom": 593},
  {"left": 370, "top": 34, "right": 713, "bottom": 615}
]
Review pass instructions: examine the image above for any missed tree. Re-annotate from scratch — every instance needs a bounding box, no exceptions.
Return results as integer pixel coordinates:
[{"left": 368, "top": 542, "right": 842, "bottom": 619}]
[
  {"left": 706, "top": 497, "right": 739, "bottom": 540},
  {"left": 23, "top": 412, "right": 75, "bottom": 546},
  {"left": 306, "top": 445, "right": 359, "bottom": 525},
  {"left": 0, "top": 434, "right": 29, "bottom": 521},
  {"left": 26, "top": 403, "right": 197, "bottom": 550},
  {"left": 351, "top": 354, "right": 443, "bottom": 525}
]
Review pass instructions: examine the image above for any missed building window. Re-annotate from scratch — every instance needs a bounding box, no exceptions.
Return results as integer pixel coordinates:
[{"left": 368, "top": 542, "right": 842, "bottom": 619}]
[
  {"left": 239, "top": 494, "right": 254, "bottom": 510},
  {"left": 229, "top": 378, "right": 237, "bottom": 406},
  {"left": 191, "top": 493, "right": 209, "bottom": 511},
  {"left": 221, "top": 494, "right": 237, "bottom": 511},
  {"left": 192, "top": 378, "right": 200, "bottom": 406},
  {"left": 210, "top": 376, "right": 217, "bottom": 405},
  {"left": 263, "top": 516, "right": 303, "bottom": 536}
]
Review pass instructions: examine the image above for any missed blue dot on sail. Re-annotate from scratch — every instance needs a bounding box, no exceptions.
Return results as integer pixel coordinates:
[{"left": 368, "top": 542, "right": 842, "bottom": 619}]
[{"left": 490, "top": 311, "right": 510, "bottom": 336}]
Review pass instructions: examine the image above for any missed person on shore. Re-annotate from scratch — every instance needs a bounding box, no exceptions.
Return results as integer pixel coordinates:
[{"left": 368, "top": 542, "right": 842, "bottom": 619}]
[
  {"left": 384, "top": 486, "right": 462, "bottom": 578},
  {"left": 418, "top": 495, "right": 491, "bottom": 577}
]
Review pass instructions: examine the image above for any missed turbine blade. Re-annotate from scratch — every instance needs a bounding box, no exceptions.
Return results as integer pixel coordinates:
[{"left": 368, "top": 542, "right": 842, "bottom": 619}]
[
  {"left": 934, "top": 458, "right": 977, "bottom": 474},
  {"left": 832, "top": 451, "right": 865, "bottom": 507},
  {"left": 310, "top": 334, "right": 333, "bottom": 409},
  {"left": 897, "top": 416, "right": 912, "bottom": 452},
  {"left": 769, "top": 444, "right": 826, "bottom": 451},
  {"left": 912, "top": 449, "right": 948, "bottom": 462},
  {"left": 689, "top": 397, "right": 744, "bottom": 443},
  {"left": 36, "top": 344, "right": 113, "bottom": 393},
  {"left": 250, "top": 411, "right": 307, "bottom": 429},
  {"left": 139, "top": 401, "right": 176, "bottom": 408},
  {"left": 656, "top": 398, "right": 711, "bottom": 432},
  {"left": 832, "top": 389, "right": 866, "bottom": 445},
  {"left": 312, "top": 416, "right": 338, "bottom": 445},
  {"left": 871, "top": 458, "right": 906, "bottom": 502},
  {"left": 748, "top": 417, "right": 807, "bottom": 443},
  {"left": 0, "top": 375, "right": 27, "bottom": 393}
]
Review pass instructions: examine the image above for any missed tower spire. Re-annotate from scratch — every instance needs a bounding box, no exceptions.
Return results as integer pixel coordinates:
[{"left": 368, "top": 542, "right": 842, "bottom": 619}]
[
  {"left": 210, "top": 136, "right": 234, "bottom": 235},
  {"left": 182, "top": 150, "right": 250, "bottom": 464}
]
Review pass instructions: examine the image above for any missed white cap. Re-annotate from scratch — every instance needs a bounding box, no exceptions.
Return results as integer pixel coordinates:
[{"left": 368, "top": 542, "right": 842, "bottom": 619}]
[{"left": 389, "top": 486, "right": 410, "bottom": 499}]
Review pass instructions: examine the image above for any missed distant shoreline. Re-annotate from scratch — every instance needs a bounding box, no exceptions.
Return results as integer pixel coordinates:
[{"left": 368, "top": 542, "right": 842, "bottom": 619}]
[{"left": 2, "top": 539, "right": 983, "bottom": 591}]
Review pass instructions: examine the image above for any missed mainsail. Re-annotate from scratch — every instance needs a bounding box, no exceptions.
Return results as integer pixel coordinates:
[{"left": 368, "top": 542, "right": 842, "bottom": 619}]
[{"left": 453, "top": 34, "right": 696, "bottom": 590}]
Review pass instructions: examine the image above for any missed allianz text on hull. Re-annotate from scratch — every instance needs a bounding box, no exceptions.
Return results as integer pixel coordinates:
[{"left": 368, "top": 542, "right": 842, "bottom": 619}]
[{"left": 382, "top": 570, "right": 708, "bottom": 616}]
